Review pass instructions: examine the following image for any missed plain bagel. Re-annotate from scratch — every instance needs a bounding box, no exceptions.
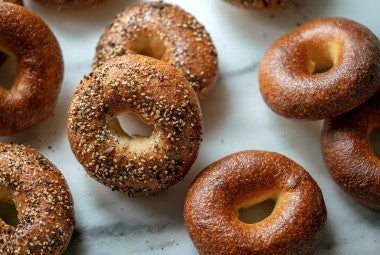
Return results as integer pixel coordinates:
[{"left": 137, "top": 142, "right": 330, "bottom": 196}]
[
  {"left": 259, "top": 17, "right": 380, "bottom": 120},
  {"left": 184, "top": 150, "right": 327, "bottom": 255},
  {"left": 0, "top": 0, "right": 23, "bottom": 66},
  {"left": 322, "top": 94, "right": 380, "bottom": 210},
  {"left": 0, "top": 3, "right": 63, "bottom": 135}
]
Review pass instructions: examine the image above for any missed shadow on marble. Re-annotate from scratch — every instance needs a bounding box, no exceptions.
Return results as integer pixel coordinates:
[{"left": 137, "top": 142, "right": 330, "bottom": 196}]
[
  {"left": 87, "top": 176, "right": 186, "bottom": 220},
  {"left": 25, "top": 0, "right": 138, "bottom": 34},
  {"left": 65, "top": 229, "right": 85, "bottom": 255},
  {"left": 220, "top": 0, "right": 333, "bottom": 25},
  {"left": 271, "top": 116, "right": 324, "bottom": 163},
  {"left": 215, "top": 0, "right": 333, "bottom": 49},
  {"left": 315, "top": 218, "right": 337, "bottom": 255},
  {"left": 65, "top": 221, "right": 187, "bottom": 255},
  {"left": 319, "top": 189, "right": 380, "bottom": 254},
  {"left": 333, "top": 181, "right": 380, "bottom": 219},
  {"left": 0, "top": 83, "right": 69, "bottom": 151},
  {"left": 71, "top": 178, "right": 192, "bottom": 254},
  {"left": 200, "top": 74, "right": 231, "bottom": 133}
]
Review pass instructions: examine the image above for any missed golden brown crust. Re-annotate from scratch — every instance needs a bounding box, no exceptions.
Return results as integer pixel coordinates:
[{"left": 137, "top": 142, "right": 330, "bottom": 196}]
[
  {"left": 68, "top": 54, "right": 203, "bottom": 196},
  {"left": 93, "top": 1, "right": 218, "bottom": 100},
  {"left": 225, "top": 0, "right": 290, "bottom": 9},
  {"left": 32, "top": 0, "right": 103, "bottom": 9},
  {"left": 184, "top": 150, "right": 326, "bottom": 255},
  {"left": 0, "top": 0, "right": 23, "bottom": 66},
  {"left": 0, "top": 3, "right": 63, "bottom": 135},
  {"left": 259, "top": 17, "right": 380, "bottom": 120},
  {"left": 0, "top": 0, "right": 23, "bottom": 6},
  {"left": 0, "top": 142, "right": 75, "bottom": 254},
  {"left": 322, "top": 94, "right": 380, "bottom": 210}
]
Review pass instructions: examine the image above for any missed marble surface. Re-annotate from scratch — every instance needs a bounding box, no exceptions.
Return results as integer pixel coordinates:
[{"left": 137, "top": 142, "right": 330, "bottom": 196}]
[{"left": 0, "top": 0, "right": 379, "bottom": 254}]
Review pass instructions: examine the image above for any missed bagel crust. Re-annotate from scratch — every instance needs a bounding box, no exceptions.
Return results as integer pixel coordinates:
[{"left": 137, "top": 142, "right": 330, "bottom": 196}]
[
  {"left": 93, "top": 1, "right": 218, "bottom": 99},
  {"left": 184, "top": 150, "right": 326, "bottom": 255},
  {"left": 225, "top": 0, "right": 290, "bottom": 9},
  {"left": 0, "top": 143, "right": 75, "bottom": 254},
  {"left": 32, "top": 0, "right": 103, "bottom": 9},
  {"left": 0, "top": 0, "right": 23, "bottom": 5},
  {"left": 259, "top": 17, "right": 380, "bottom": 120},
  {"left": 322, "top": 94, "right": 380, "bottom": 210},
  {"left": 68, "top": 54, "right": 203, "bottom": 196},
  {"left": 0, "top": 3, "right": 63, "bottom": 135},
  {"left": 0, "top": 0, "right": 23, "bottom": 66}
]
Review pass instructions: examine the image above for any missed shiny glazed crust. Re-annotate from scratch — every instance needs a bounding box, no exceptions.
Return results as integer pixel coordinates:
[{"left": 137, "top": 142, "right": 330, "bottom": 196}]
[
  {"left": 184, "top": 150, "right": 326, "bottom": 255},
  {"left": 0, "top": 143, "right": 75, "bottom": 254},
  {"left": 93, "top": 1, "right": 218, "bottom": 100},
  {"left": 0, "top": 3, "right": 63, "bottom": 135},
  {"left": 32, "top": 0, "right": 103, "bottom": 9},
  {"left": 259, "top": 17, "right": 380, "bottom": 120},
  {"left": 225, "top": 0, "right": 289, "bottom": 9},
  {"left": 322, "top": 94, "right": 380, "bottom": 210},
  {"left": 68, "top": 54, "right": 203, "bottom": 196}
]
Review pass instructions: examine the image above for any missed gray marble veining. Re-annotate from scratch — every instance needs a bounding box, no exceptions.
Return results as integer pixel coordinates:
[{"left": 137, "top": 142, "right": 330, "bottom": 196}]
[{"left": 0, "top": 0, "right": 378, "bottom": 254}]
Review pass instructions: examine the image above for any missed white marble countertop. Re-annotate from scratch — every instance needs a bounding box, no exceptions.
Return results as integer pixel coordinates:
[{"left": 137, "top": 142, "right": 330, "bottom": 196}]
[{"left": 1, "top": 0, "right": 379, "bottom": 254}]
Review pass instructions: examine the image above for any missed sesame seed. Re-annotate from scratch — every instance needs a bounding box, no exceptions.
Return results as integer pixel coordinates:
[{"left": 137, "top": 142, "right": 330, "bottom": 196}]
[
  {"left": 92, "top": 1, "right": 218, "bottom": 99},
  {"left": 0, "top": 143, "right": 74, "bottom": 253},
  {"left": 68, "top": 54, "right": 203, "bottom": 196}
]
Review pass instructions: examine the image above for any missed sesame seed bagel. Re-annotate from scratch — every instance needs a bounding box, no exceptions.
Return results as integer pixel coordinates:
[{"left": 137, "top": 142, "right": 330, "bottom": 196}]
[
  {"left": 225, "top": 0, "right": 290, "bottom": 9},
  {"left": 93, "top": 1, "right": 218, "bottom": 100},
  {"left": 184, "top": 150, "right": 327, "bottom": 255},
  {"left": 0, "top": 143, "right": 75, "bottom": 254},
  {"left": 259, "top": 17, "right": 380, "bottom": 120},
  {"left": 322, "top": 94, "right": 380, "bottom": 210},
  {"left": 32, "top": 0, "right": 103, "bottom": 9},
  {"left": 68, "top": 54, "right": 203, "bottom": 196},
  {"left": 0, "top": 3, "right": 63, "bottom": 135}
]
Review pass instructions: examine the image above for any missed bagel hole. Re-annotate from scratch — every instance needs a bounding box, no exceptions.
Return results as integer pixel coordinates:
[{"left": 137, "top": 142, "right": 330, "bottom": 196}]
[
  {"left": 135, "top": 33, "right": 166, "bottom": 60},
  {"left": 306, "top": 41, "right": 339, "bottom": 75},
  {"left": 370, "top": 127, "right": 380, "bottom": 158},
  {"left": 308, "top": 54, "right": 334, "bottom": 74},
  {"left": 0, "top": 51, "right": 17, "bottom": 91},
  {"left": 238, "top": 199, "right": 276, "bottom": 224},
  {"left": 116, "top": 112, "right": 153, "bottom": 138},
  {"left": 0, "top": 189, "right": 19, "bottom": 227},
  {"left": 313, "top": 61, "right": 333, "bottom": 74},
  {"left": 0, "top": 202, "right": 19, "bottom": 227}
]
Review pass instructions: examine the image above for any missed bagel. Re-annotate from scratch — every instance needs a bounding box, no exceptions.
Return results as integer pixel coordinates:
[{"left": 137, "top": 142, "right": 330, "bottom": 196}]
[
  {"left": 184, "top": 150, "right": 326, "bottom": 255},
  {"left": 68, "top": 54, "right": 203, "bottom": 196},
  {"left": 0, "top": 0, "right": 23, "bottom": 67},
  {"left": 0, "top": 143, "right": 75, "bottom": 254},
  {"left": 0, "top": 3, "right": 63, "bottom": 135},
  {"left": 225, "top": 0, "right": 290, "bottom": 9},
  {"left": 322, "top": 94, "right": 380, "bottom": 210},
  {"left": 32, "top": 0, "right": 103, "bottom": 9},
  {"left": 259, "top": 17, "right": 380, "bottom": 120},
  {"left": 0, "top": 0, "right": 23, "bottom": 6},
  {"left": 93, "top": 1, "right": 218, "bottom": 99}
]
